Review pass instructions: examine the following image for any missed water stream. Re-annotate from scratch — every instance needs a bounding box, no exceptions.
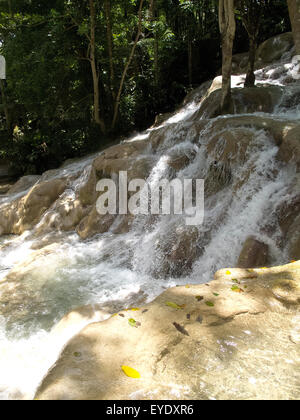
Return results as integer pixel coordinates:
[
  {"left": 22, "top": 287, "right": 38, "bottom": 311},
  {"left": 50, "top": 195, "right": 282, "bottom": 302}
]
[{"left": 0, "top": 50, "right": 299, "bottom": 399}]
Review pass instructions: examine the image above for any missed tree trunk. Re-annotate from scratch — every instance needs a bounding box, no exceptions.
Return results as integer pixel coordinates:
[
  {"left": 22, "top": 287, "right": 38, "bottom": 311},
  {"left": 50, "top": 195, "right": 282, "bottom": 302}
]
[
  {"left": 239, "top": 0, "right": 261, "bottom": 88},
  {"left": 287, "top": 0, "right": 300, "bottom": 55},
  {"left": 219, "top": 0, "right": 236, "bottom": 113},
  {"left": 111, "top": 0, "right": 144, "bottom": 130},
  {"left": 244, "top": 36, "right": 257, "bottom": 87},
  {"left": 0, "top": 80, "right": 10, "bottom": 132},
  {"left": 104, "top": 0, "right": 115, "bottom": 100},
  {"left": 188, "top": 37, "right": 193, "bottom": 87},
  {"left": 150, "top": 0, "right": 159, "bottom": 87},
  {"left": 89, "top": 0, "right": 106, "bottom": 134},
  {"left": 8, "top": 0, "right": 12, "bottom": 15}
]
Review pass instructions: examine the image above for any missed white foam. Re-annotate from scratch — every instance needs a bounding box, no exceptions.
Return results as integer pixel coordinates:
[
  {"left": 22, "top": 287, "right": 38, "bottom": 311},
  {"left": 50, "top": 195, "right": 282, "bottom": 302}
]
[{"left": 0, "top": 44, "right": 299, "bottom": 399}]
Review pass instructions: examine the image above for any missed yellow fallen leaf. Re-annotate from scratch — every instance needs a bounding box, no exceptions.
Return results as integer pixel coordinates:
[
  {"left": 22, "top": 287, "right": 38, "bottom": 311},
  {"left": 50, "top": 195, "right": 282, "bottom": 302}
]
[
  {"left": 124, "top": 308, "right": 140, "bottom": 311},
  {"left": 122, "top": 365, "right": 141, "bottom": 378},
  {"left": 290, "top": 260, "right": 296, "bottom": 263},
  {"left": 231, "top": 285, "right": 244, "bottom": 293},
  {"left": 260, "top": 267, "right": 268, "bottom": 270},
  {"left": 165, "top": 301, "right": 184, "bottom": 310},
  {"left": 226, "top": 270, "right": 231, "bottom": 275},
  {"left": 185, "top": 285, "right": 191, "bottom": 288}
]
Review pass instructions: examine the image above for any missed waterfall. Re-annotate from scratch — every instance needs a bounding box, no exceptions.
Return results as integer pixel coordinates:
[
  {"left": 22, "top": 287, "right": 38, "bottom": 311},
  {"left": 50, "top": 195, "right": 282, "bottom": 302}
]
[{"left": 0, "top": 47, "right": 299, "bottom": 399}]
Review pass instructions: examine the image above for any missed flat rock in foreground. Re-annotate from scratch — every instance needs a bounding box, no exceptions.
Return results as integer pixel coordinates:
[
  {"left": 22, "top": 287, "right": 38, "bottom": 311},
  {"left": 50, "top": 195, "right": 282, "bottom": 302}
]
[{"left": 35, "top": 262, "right": 300, "bottom": 400}]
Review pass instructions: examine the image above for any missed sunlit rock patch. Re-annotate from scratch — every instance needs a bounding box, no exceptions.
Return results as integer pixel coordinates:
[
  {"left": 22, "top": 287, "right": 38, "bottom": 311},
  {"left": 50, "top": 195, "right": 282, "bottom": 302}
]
[{"left": 35, "top": 262, "right": 300, "bottom": 401}]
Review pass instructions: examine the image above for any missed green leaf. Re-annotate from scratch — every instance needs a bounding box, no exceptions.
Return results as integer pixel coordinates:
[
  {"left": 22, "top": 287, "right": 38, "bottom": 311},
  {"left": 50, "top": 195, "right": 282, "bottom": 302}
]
[
  {"left": 128, "top": 318, "right": 137, "bottom": 327},
  {"left": 165, "top": 301, "right": 185, "bottom": 309},
  {"left": 205, "top": 301, "right": 214, "bottom": 307},
  {"left": 231, "top": 285, "right": 244, "bottom": 293}
]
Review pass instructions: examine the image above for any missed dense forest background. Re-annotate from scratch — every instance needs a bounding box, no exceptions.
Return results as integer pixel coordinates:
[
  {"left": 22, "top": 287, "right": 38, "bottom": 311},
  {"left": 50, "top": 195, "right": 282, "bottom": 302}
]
[{"left": 0, "top": 0, "right": 291, "bottom": 175}]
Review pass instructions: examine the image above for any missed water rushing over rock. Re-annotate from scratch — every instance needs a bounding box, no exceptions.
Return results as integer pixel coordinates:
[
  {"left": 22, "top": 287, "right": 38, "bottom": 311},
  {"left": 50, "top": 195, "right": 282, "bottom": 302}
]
[{"left": 0, "top": 33, "right": 299, "bottom": 399}]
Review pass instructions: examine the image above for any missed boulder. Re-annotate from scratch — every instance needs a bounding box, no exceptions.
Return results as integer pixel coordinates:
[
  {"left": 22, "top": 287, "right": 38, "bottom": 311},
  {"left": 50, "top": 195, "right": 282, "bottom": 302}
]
[
  {"left": 277, "top": 194, "right": 300, "bottom": 235},
  {"left": 32, "top": 197, "right": 88, "bottom": 236},
  {"left": 112, "top": 215, "right": 135, "bottom": 234},
  {"left": 237, "top": 237, "right": 269, "bottom": 268},
  {"left": 0, "top": 182, "right": 14, "bottom": 195},
  {"left": 206, "top": 127, "right": 256, "bottom": 165},
  {"left": 149, "top": 125, "right": 177, "bottom": 150},
  {"left": 204, "top": 115, "right": 298, "bottom": 147},
  {"left": 167, "top": 154, "right": 191, "bottom": 171},
  {"left": 8, "top": 175, "right": 40, "bottom": 195},
  {"left": 35, "top": 261, "right": 300, "bottom": 401},
  {"left": 277, "top": 125, "right": 300, "bottom": 171},
  {"left": 256, "top": 32, "right": 294, "bottom": 67},
  {"left": 153, "top": 226, "right": 200, "bottom": 278},
  {"left": 152, "top": 112, "right": 174, "bottom": 127},
  {"left": 20, "top": 178, "right": 67, "bottom": 232},
  {"left": 182, "top": 80, "right": 212, "bottom": 106},
  {"left": 76, "top": 208, "right": 115, "bottom": 240},
  {"left": 194, "top": 85, "right": 284, "bottom": 119},
  {"left": 290, "top": 232, "right": 300, "bottom": 260},
  {"left": 232, "top": 52, "right": 249, "bottom": 74},
  {"left": 276, "top": 194, "right": 300, "bottom": 260},
  {"left": 78, "top": 140, "right": 151, "bottom": 207},
  {"left": 229, "top": 32, "right": 294, "bottom": 76},
  {"left": 0, "top": 178, "right": 67, "bottom": 235},
  {"left": 205, "top": 161, "right": 232, "bottom": 196}
]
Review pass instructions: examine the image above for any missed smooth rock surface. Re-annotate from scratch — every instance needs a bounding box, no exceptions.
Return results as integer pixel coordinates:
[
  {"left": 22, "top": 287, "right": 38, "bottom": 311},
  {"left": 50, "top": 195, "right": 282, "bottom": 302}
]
[
  {"left": 237, "top": 237, "right": 269, "bottom": 268},
  {"left": 35, "top": 262, "right": 300, "bottom": 401}
]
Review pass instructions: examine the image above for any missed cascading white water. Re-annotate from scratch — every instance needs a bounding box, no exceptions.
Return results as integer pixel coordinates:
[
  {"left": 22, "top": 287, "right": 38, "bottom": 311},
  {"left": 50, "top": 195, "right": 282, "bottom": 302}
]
[{"left": 0, "top": 49, "right": 299, "bottom": 400}]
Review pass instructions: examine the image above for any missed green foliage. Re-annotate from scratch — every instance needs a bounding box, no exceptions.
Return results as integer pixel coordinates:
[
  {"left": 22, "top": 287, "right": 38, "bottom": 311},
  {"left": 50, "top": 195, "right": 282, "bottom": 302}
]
[{"left": 0, "top": 0, "right": 291, "bottom": 175}]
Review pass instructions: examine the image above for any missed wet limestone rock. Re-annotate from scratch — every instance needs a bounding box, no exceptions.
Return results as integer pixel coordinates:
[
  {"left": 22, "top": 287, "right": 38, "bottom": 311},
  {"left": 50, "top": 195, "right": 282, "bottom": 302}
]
[
  {"left": 204, "top": 115, "right": 298, "bottom": 147},
  {"left": 78, "top": 140, "right": 151, "bottom": 207},
  {"left": 77, "top": 209, "right": 115, "bottom": 240},
  {"left": 8, "top": 175, "right": 41, "bottom": 195},
  {"left": 0, "top": 182, "right": 14, "bottom": 195},
  {"left": 75, "top": 140, "right": 154, "bottom": 239},
  {"left": 277, "top": 125, "right": 300, "bottom": 172},
  {"left": 230, "top": 32, "right": 294, "bottom": 75},
  {"left": 51, "top": 304, "right": 111, "bottom": 344},
  {"left": 256, "top": 32, "right": 294, "bottom": 67},
  {"left": 0, "top": 244, "right": 60, "bottom": 326},
  {"left": 35, "top": 261, "right": 300, "bottom": 401},
  {"left": 195, "top": 85, "right": 284, "bottom": 119},
  {"left": 237, "top": 237, "right": 269, "bottom": 268},
  {"left": 0, "top": 178, "right": 67, "bottom": 235},
  {"left": 276, "top": 194, "right": 300, "bottom": 260},
  {"left": 166, "top": 226, "right": 200, "bottom": 277},
  {"left": 206, "top": 127, "right": 257, "bottom": 165}
]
